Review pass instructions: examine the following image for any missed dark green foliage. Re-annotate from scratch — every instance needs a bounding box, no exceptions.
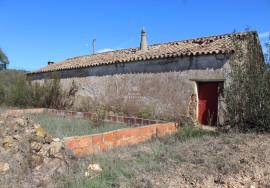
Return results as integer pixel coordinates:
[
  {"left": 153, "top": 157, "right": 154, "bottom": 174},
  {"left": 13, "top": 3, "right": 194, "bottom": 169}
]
[
  {"left": 225, "top": 33, "right": 270, "bottom": 132},
  {"left": 0, "top": 48, "right": 9, "bottom": 67},
  {"left": 0, "top": 70, "right": 29, "bottom": 106},
  {"left": 9, "top": 79, "right": 30, "bottom": 107}
]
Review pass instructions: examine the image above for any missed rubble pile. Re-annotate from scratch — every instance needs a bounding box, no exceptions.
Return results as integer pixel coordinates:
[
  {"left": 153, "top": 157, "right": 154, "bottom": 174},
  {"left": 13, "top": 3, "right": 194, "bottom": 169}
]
[{"left": 0, "top": 114, "right": 74, "bottom": 188}]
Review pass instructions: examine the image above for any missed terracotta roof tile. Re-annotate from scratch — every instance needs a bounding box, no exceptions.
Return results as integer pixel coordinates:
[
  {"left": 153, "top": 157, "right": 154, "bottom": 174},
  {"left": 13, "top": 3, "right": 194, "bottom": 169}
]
[{"left": 30, "top": 31, "right": 256, "bottom": 74}]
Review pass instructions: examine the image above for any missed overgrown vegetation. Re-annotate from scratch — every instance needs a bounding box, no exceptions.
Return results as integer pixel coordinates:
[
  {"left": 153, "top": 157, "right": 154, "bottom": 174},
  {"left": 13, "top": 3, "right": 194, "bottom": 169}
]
[
  {"left": 225, "top": 32, "right": 270, "bottom": 132},
  {"left": 0, "top": 70, "right": 78, "bottom": 109},
  {"left": 65, "top": 126, "right": 218, "bottom": 188},
  {"left": 90, "top": 105, "right": 107, "bottom": 127},
  {"left": 29, "top": 112, "right": 127, "bottom": 138}
]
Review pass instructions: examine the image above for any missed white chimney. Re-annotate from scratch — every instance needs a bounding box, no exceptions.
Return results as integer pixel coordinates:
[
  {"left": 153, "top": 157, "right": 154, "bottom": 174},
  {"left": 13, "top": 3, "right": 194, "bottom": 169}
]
[
  {"left": 92, "top": 39, "right": 96, "bottom": 54},
  {"left": 140, "top": 28, "right": 147, "bottom": 50}
]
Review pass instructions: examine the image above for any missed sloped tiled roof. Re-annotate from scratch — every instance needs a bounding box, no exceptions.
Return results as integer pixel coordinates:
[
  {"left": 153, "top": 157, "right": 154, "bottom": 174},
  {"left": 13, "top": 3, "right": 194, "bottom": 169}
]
[{"left": 30, "top": 31, "right": 256, "bottom": 74}]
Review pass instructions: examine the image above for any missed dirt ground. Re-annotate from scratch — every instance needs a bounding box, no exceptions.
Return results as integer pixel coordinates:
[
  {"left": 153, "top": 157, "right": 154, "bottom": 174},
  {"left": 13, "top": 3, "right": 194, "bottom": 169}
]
[
  {"left": 91, "top": 132, "right": 270, "bottom": 188},
  {"left": 141, "top": 134, "right": 270, "bottom": 188},
  {"left": 0, "top": 113, "right": 269, "bottom": 188}
]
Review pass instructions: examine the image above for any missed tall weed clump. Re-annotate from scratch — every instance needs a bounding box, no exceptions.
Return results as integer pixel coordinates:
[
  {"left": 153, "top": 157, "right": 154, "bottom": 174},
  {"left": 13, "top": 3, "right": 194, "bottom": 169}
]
[
  {"left": 225, "top": 32, "right": 270, "bottom": 132},
  {"left": 0, "top": 70, "right": 78, "bottom": 109}
]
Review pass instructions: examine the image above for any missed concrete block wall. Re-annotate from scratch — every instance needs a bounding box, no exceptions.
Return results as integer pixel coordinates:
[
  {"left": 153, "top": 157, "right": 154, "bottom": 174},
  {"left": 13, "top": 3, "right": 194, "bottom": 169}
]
[{"left": 63, "top": 123, "right": 177, "bottom": 157}]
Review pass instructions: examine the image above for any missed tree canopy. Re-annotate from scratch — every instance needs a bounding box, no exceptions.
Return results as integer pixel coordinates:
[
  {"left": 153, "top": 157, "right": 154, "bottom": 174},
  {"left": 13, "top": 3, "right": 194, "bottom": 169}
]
[{"left": 0, "top": 48, "right": 9, "bottom": 65}]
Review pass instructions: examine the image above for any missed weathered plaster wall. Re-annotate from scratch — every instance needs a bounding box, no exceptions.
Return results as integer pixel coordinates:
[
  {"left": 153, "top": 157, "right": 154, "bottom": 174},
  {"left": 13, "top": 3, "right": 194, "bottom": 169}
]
[{"left": 31, "top": 54, "right": 230, "bottom": 123}]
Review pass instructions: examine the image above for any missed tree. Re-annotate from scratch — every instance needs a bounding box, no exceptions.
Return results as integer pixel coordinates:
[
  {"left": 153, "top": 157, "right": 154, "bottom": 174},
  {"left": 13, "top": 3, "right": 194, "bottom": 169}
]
[{"left": 0, "top": 48, "right": 9, "bottom": 69}]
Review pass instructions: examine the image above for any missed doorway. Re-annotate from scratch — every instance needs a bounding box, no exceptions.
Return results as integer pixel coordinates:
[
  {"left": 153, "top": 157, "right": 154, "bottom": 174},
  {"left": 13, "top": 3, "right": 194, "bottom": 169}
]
[{"left": 197, "top": 82, "right": 219, "bottom": 126}]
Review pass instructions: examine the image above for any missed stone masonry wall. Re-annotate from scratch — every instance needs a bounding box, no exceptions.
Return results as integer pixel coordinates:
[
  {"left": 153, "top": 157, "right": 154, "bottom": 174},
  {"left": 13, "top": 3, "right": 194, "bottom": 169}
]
[{"left": 31, "top": 54, "right": 230, "bottom": 123}]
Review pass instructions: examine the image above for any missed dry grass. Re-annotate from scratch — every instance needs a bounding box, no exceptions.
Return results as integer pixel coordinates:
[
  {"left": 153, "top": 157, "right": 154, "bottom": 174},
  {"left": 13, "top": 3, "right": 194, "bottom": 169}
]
[
  {"left": 63, "top": 129, "right": 270, "bottom": 188},
  {"left": 28, "top": 112, "right": 128, "bottom": 138}
]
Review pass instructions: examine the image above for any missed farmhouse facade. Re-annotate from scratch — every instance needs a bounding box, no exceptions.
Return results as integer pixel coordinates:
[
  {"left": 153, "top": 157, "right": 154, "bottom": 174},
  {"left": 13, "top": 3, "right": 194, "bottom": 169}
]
[{"left": 28, "top": 30, "right": 263, "bottom": 126}]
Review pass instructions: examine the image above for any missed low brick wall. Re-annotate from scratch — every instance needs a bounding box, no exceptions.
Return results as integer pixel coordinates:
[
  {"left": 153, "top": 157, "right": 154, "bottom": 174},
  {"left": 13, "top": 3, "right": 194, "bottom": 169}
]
[
  {"left": 5, "top": 108, "right": 167, "bottom": 126},
  {"left": 46, "top": 109, "right": 167, "bottom": 126},
  {"left": 64, "top": 123, "right": 177, "bottom": 157}
]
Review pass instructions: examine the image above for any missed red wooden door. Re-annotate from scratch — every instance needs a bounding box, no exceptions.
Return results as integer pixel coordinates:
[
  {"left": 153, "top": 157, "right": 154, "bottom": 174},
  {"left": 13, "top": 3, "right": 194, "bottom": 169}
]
[{"left": 198, "top": 82, "right": 218, "bottom": 126}]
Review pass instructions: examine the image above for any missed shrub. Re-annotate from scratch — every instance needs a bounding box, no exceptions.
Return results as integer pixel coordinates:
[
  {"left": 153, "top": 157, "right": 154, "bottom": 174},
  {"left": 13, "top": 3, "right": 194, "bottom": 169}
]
[
  {"left": 137, "top": 106, "right": 154, "bottom": 119},
  {"left": 0, "top": 70, "right": 78, "bottom": 109},
  {"left": 91, "top": 105, "right": 107, "bottom": 127},
  {"left": 8, "top": 79, "right": 30, "bottom": 107},
  {"left": 225, "top": 32, "right": 270, "bottom": 132},
  {"left": 78, "top": 96, "right": 107, "bottom": 127}
]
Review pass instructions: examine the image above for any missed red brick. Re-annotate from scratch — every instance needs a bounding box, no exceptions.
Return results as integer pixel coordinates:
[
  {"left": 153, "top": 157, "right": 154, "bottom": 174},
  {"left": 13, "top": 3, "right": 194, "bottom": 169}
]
[
  {"left": 77, "top": 136, "right": 92, "bottom": 148},
  {"left": 131, "top": 128, "right": 140, "bottom": 137},
  {"left": 64, "top": 139, "right": 80, "bottom": 149},
  {"left": 81, "top": 146, "right": 94, "bottom": 156},
  {"left": 129, "top": 118, "right": 135, "bottom": 124},
  {"left": 124, "top": 117, "right": 129, "bottom": 123},
  {"left": 114, "top": 128, "right": 132, "bottom": 140},
  {"left": 71, "top": 111, "right": 77, "bottom": 116},
  {"left": 117, "top": 116, "right": 124, "bottom": 123},
  {"left": 103, "top": 132, "right": 114, "bottom": 142},
  {"left": 99, "top": 143, "right": 109, "bottom": 152},
  {"left": 83, "top": 112, "right": 92, "bottom": 119},
  {"left": 140, "top": 125, "right": 156, "bottom": 137},
  {"left": 135, "top": 118, "right": 142, "bottom": 125},
  {"left": 92, "top": 135, "right": 103, "bottom": 145},
  {"left": 74, "top": 148, "right": 86, "bottom": 157},
  {"left": 112, "top": 116, "right": 117, "bottom": 122},
  {"left": 149, "top": 120, "right": 157, "bottom": 124},
  {"left": 120, "top": 129, "right": 132, "bottom": 138},
  {"left": 113, "top": 130, "right": 124, "bottom": 140},
  {"left": 142, "top": 119, "right": 150, "bottom": 125}
]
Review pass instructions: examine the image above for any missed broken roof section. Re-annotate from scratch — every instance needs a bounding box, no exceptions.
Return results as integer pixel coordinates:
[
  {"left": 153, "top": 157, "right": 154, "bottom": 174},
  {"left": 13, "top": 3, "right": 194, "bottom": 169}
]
[{"left": 30, "top": 31, "right": 258, "bottom": 74}]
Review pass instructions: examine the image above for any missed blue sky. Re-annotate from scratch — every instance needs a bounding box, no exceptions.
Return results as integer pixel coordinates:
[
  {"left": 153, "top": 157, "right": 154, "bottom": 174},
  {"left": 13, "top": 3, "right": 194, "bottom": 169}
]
[{"left": 0, "top": 0, "right": 269, "bottom": 71}]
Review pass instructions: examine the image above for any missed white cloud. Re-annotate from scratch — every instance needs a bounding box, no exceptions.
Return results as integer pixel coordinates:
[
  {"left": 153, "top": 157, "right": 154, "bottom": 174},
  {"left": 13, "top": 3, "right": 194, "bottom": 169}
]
[
  {"left": 97, "top": 48, "right": 114, "bottom": 53},
  {"left": 259, "top": 31, "right": 270, "bottom": 38}
]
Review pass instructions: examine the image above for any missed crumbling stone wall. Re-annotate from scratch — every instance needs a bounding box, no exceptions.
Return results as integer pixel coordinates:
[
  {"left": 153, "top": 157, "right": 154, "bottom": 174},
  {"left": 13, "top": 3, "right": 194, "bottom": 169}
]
[{"left": 31, "top": 54, "right": 230, "bottom": 122}]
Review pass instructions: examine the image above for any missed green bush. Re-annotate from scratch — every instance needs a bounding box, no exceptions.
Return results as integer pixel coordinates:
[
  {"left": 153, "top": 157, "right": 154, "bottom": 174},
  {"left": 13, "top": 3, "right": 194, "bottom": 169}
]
[
  {"left": 0, "top": 70, "right": 78, "bottom": 109},
  {"left": 225, "top": 33, "right": 270, "bottom": 132},
  {"left": 9, "top": 79, "right": 30, "bottom": 107}
]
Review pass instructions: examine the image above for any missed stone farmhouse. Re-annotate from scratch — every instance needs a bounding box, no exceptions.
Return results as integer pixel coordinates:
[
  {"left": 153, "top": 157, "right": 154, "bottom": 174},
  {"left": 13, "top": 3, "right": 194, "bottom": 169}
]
[{"left": 27, "top": 30, "right": 263, "bottom": 126}]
